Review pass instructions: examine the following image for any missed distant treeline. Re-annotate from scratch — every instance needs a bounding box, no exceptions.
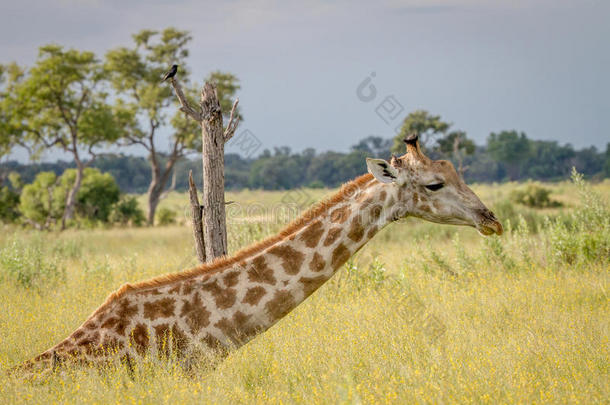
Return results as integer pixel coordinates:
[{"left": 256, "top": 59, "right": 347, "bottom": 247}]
[{"left": 3, "top": 133, "right": 608, "bottom": 193}]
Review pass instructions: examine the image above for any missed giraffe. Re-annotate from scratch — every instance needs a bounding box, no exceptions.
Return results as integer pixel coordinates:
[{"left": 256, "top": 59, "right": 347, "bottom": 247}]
[{"left": 16, "top": 134, "right": 502, "bottom": 374}]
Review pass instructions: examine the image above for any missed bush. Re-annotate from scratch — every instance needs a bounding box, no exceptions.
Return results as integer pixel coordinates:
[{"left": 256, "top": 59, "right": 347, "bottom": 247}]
[
  {"left": 109, "top": 196, "right": 145, "bottom": 226},
  {"left": 0, "top": 236, "right": 66, "bottom": 289},
  {"left": 19, "top": 171, "right": 62, "bottom": 229},
  {"left": 510, "top": 183, "right": 562, "bottom": 208},
  {"left": 547, "top": 169, "right": 609, "bottom": 264},
  {"left": 0, "top": 186, "right": 20, "bottom": 223},
  {"left": 156, "top": 207, "right": 177, "bottom": 226},
  {"left": 19, "top": 168, "right": 121, "bottom": 228}
]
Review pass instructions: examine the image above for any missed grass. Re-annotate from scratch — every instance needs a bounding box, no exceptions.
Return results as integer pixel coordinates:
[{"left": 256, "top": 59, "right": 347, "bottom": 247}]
[{"left": 0, "top": 178, "right": 608, "bottom": 404}]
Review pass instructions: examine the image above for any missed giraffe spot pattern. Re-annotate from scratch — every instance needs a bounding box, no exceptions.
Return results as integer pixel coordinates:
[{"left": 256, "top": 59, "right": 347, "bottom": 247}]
[
  {"left": 299, "top": 220, "right": 325, "bottom": 248},
  {"left": 268, "top": 245, "right": 305, "bottom": 275},
  {"left": 330, "top": 205, "right": 351, "bottom": 223},
  {"left": 300, "top": 275, "right": 329, "bottom": 297},
  {"left": 143, "top": 297, "right": 176, "bottom": 320},
  {"left": 180, "top": 292, "right": 211, "bottom": 334},
  {"left": 331, "top": 244, "right": 351, "bottom": 270},
  {"left": 242, "top": 286, "right": 267, "bottom": 306},
  {"left": 265, "top": 289, "right": 296, "bottom": 320},
  {"left": 201, "top": 279, "right": 237, "bottom": 310},
  {"left": 247, "top": 256, "right": 276, "bottom": 285},
  {"left": 309, "top": 252, "right": 326, "bottom": 272},
  {"left": 323, "top": 227, "right": 342, "bottom": 246}
]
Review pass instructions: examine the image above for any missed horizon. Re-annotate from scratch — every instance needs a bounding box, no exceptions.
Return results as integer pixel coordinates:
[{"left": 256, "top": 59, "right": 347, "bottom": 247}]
[{"left": 2, "top": 0, "right": 609, "bottom": 163}]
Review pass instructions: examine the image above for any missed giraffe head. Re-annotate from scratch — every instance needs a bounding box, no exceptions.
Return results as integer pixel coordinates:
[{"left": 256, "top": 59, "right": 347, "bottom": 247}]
[{"left": 366, "top": 134, "right": 503, "bottom": 236}]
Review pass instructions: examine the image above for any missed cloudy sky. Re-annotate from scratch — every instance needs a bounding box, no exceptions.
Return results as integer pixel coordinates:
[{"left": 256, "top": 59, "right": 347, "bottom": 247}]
[{"left": 2, "top": 0, "right": 609, "bottom": 161}]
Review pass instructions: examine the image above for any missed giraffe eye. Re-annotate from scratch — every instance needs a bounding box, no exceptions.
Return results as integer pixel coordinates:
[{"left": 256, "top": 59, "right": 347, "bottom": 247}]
[{"left": 425, "top": 183, "right": 444, "bottom": 191}]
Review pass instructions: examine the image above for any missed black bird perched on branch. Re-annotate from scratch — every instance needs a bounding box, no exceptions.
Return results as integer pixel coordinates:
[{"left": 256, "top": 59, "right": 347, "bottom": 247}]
[{"left": 162, "top": 64, "right": 178, "bottom": 82}]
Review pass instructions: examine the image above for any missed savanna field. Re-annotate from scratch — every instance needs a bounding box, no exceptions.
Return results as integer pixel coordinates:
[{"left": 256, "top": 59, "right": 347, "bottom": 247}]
[{"left": 0, "top": 174, "right": 608, "bottom": 404}]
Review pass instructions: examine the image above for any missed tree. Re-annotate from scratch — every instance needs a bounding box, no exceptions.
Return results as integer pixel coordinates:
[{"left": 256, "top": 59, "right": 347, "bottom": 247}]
[
  {"left": 351, "top": 136, "right": 392, "bottom": 158},
  {"left": 487, "top": 130, "right": 531, "bottom": 180},
  {"left": 5, "top": 45, "right": 123, "bottom": 229},
  {"left": 392, "top": 110, "right": 450, "bottom": 154},
  {"left": 106, "top": 28, "right": 196, "bottom": 225},
  {"left": 0, "top": 63, "right": 26, "bottom": 185},
  {"left": 436, "top": 130, "right": 475, "bottom": 177}
]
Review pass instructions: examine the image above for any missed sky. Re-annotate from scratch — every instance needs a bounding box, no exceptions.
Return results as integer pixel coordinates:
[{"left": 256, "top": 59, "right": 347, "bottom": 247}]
[{"left": 1, "top": 0, "right": 609, "bottom": 162}]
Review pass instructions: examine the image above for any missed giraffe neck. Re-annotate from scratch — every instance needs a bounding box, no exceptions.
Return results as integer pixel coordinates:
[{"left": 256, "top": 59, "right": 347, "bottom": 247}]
[{"left": 236, "top": 177, "right": 398, "bottom": 333}]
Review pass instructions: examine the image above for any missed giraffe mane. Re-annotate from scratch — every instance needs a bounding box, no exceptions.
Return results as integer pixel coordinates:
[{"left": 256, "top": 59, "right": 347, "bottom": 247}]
[{"left": 91, "top": 173, "right": 375, "bottom": 317}]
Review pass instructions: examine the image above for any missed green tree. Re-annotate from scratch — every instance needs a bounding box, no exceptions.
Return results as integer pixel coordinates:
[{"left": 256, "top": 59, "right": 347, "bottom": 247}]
[
  {"left": 206, "top": 71, "right": 243, "bottom": 124},
  {"left": 392, "top": 110, "right": 450, "bottom": 154},
  {"left": 487, "top": 130, "right": 531, "bottom": 180},
  {"left": 19, "top": 171, "right": 62, "bottom": 229},
  {"left": 4, "top": 45, "right": 123, "bottom": 229}
]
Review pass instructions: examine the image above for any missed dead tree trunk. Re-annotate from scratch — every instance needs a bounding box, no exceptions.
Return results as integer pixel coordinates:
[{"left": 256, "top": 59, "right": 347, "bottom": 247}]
[{"left": 170, "top": 78, "right": 239, "bottom": 263}]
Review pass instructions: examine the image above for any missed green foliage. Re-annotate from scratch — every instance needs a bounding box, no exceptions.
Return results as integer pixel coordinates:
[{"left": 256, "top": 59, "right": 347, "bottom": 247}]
[
  {"left": 155, "top": 207, "right": 177, "bottom": 226},
  {"left": 0, "top": 186, "right": 19, "bottom": 223},
  {"left": 0, "top": 236, "right": 65, "bottom": 289},
  {"left": 510, "top": 183, "right": 562, "bottom": 208},
  {"left": 392, "top": 110, "right": 450, "bottom": 153},
  {"left": 60, "top": 168, "right": 120, "bottom": 223},
  {"left": 19, "top": 168, "right": 120, "bottom": 228},
  {"left": 19, "top": 171, "right": 62, "bottom": 229},
  {"left": 487, "top": 131, "right": 531, "bottom": 180},
  {"left": 206, "top": 71, "right": 242, "bottom": 123},
  {"left": 109, "top": 195, "right": 145, "bottom": 227},
  {"left": 547, "top": 169, "right": 609, "bottom": 264}
]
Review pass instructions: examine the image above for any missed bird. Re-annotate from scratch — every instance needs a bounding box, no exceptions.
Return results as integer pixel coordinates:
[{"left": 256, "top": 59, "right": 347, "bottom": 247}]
[{"left": 162, "top": 64, "right": 178, "bottom": 82}]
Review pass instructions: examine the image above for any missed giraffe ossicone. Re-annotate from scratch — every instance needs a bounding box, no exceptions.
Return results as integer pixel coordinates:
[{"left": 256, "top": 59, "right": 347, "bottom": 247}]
[{"left": 16, "top": 135, "right": 502, "bottom": 374}]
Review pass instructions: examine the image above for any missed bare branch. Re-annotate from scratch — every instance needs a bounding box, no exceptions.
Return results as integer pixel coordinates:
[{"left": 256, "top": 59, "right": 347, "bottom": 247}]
[
  {"left": 169, "top": 78, "right": 202, "bottom": 123},
  {"left": 188, "top": 170, "right": 206, "bottom": 264},
  {"left": 223, "top": 97, "right": 240, "bottom": 142}
]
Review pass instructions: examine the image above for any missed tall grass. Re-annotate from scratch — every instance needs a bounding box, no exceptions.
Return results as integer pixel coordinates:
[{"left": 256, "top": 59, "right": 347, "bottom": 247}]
[{"left": 0, "top": 178, "right": 608, "bottom": 403}]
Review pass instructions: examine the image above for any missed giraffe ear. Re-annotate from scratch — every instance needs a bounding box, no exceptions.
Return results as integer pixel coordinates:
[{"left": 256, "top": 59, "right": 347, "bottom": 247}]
[{"left": 366, "top": 158, "right": 398, "bottom": 184}]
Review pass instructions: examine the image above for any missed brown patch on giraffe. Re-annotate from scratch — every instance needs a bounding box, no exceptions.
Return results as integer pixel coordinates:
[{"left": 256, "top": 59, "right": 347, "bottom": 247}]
[
  {"left": 154, "top": 323, "right": 188, "bottom": 356},
  {"left": 130, "top": 323, "right": 149, "bottom": 355},
  {"left": 323, "top": 227, "right": 342, "bottom": 246},
  {"left": 347, "top": 217, "right": 365, "bottom": 243},
  {"left": 117, "top": 298, "right": 138, "bottom": 319},
  {"left": 369, "top": 204, "right": 383, "bottom": 221},
  {"left": 265, "top": 289, "right": 296, "bottom": 320},
  {"left": 201, "top": 279, "right": 237, "bottom": 309},
  {"left": 168, "top": 284, "right": 182, "bottom": 294},
  {"left": 180, "top": 292, "right": 211, "bottom": 334},
  {"left": 367, "top": 225, "right": 378, "bottom": 239},
  {"left": 143, "top": 297, "right": 176, "bottom": 321},
  {"left": 182, "top": 280, "right": 196, "bottom": 295},
  {"left": 268, "top": 245, "right": 305, "bottom": 275},
  {"left": 331, "top": 244, "right": 351, "bottom": 270},
  {"left": 420, "top": 204, "right": 431, "bottom": 213},
  {"left": 73, "top": 330, "right": 85, "bottom": 340},
  {"left": 309, "top": 252, "right": 326, "bottom": 272},
  {"left": 299, "top": 220, "right": 324, "bottom": 248},
  {"left": 300, "top": 275, "right": 329, "bottom": 296},
  {"left": 379, "top": 190, "right": 387, "bottom": 201},
  {"left": 84, "top": 320, "right": 97, "bottom": 330},
  {"left": 412, "top": 192, "right": 419, "bottom": 204},
  {"left": 247, "top": 256, "right": 276, "bottom": 285},
  {"left": 330, "top": 205, "right": 351, "bottom": 224},
  {"left": 215, "top": 311, "right": 257, "bottom": 344},
  {"left": 433, "top": 201, "right": 441, "bottom": 210},
  {"left": 243, "top": 286, "right": 267, "bottom": 306},
  {"left": 223, "top": 270, "right": 240, "bottom": 288}
]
